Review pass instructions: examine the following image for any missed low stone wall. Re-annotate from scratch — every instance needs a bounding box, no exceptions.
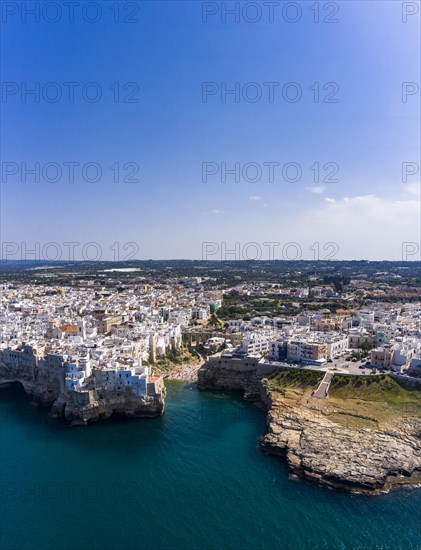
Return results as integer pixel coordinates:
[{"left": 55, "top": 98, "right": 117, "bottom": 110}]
[
  {"left": 390, "top": 373, "right": 421, "bottom": 389},
  {"left": 257, "top": 363, "right": 294, "bottom": 377}
]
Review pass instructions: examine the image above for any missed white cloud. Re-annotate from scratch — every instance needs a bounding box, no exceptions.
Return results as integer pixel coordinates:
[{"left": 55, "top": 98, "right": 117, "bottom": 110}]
[
  {"left": 298, "top": 194, "right": 420, "bottom": 259},
  {"left": 404, "top": 182, "right": 420, "bottom": 196},
  {"left": 307, "top": 186, "right": 326, "bottom": 194},
  {"left": 210, "top": 209, "right": 226, "bottom": 215},
  {"left": 249, "top": 195, "right": 261, "bottom": 201},
  {"left": 187, "top": 193, "right": 419, "bottom": 260}
]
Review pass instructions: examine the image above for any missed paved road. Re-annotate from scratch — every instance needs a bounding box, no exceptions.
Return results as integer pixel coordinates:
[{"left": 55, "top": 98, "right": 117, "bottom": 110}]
[{"left": 312, "top": 371, "right": 334, "bottom": 399}]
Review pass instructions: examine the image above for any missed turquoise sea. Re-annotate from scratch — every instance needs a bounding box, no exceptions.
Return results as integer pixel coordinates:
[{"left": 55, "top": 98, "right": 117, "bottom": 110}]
[{"left": 0, "top": 381, "right": 420, "bottom": 550}]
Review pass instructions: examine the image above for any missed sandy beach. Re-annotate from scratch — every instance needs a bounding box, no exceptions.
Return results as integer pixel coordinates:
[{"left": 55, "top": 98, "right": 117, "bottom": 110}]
[{"left": 166, "top": 361, "right": 203, "bottom": 382}]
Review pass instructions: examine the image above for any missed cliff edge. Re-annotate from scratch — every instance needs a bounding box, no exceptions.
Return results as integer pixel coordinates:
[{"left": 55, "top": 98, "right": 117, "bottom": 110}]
[
  {"left": 198, "top": 359, "right": 421, "bottom": 494},
  {"left": 260, "top": 373, "right": 421, "bottom": 494}
]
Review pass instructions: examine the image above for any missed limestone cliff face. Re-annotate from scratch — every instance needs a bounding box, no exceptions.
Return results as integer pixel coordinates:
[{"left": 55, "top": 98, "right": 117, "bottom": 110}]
[
  {"left": 1, "top": 375, "right": 60, "bottom": 409},
  {"left": 197, "top": 359, "right": 262, "bottom": 400},
  {"left": 198, "top": 360, "right": 421, "bottom": 494},
  {"left": 49, "top": 388, "right": 165, "bottom": 425},
  {"left": 259, "top": 381, "right": 421, "bottom": 494},
  {"left": 0, "top": 361, "right": 165, "bottom": 425}
]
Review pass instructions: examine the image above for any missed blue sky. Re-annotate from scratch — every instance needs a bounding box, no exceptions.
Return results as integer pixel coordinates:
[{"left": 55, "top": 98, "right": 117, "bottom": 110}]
[{"left": 1, "top": 0, "right": 420, "bottom": 261}]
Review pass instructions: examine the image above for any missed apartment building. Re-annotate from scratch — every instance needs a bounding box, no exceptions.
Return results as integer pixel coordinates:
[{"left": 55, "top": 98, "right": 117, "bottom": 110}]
[
  {"left": 348, "top": 330, "right": 375, "bottom": 349},
  {"left": 241, "top": 334, "right": 270, "bottom": 356},
  {"left": 370, "top": 347, "right": 392, "bottom": 368},
  {"left": 191, "top": 306, "right": 209, "bottom": 321},
  {"left": 287, "top": 340, "right": 327, "bottom": 364}
]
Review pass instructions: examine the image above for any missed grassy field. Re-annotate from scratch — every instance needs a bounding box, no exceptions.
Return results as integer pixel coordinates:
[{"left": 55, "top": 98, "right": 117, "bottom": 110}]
[
  {"left": 267, "top": 370, "right": 421, "bottom": 428},
  {"left": 268, "top": 369, "right": 324, "bottom": 391},
  {"left": 329, "top": 374, "right": 421, "bottom": 405}
]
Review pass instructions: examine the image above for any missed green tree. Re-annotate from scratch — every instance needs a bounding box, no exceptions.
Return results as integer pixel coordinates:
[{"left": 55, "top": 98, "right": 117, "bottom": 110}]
[{"left": 359, "top": 342, "right": 373, "bottom": 352}]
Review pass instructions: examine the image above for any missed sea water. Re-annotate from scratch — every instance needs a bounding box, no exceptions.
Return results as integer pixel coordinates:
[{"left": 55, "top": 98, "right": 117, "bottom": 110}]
[{"left": 0, "top": 382, "right": 420, "bottom": 550}]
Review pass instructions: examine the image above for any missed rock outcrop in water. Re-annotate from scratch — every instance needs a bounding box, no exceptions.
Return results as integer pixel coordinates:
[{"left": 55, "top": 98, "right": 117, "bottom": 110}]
[{"left": 198, "top": 356, "right": 421, "bottom": 494}]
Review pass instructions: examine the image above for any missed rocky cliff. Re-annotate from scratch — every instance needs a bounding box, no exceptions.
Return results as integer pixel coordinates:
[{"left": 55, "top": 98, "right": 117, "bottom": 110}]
[
  {"left": 0, "top": 364, "right": 165, "bottom": 425},
  {"left": 49, "top": 388, "right": 165, "bottom": 425},
  {"left": 259, "top": 379, "right": 421, "bottom": 494},
  {"left": 197, "top": 356, "right": 264, "bottom": 400},
  {"left": 198, "top": 360, "right": 421, "bottom": 494}
]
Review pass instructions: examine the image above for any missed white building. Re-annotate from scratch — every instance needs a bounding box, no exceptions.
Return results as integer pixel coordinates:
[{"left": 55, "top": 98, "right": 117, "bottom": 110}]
[
  {"left": 325, "top": 334, "right": 348, "bottom": 359},
  {"left": 191, "top": 306, "right": 209, "bottom": 320},
  {"left": 241, "top": 334, "right": 270, "bottom": 356}
]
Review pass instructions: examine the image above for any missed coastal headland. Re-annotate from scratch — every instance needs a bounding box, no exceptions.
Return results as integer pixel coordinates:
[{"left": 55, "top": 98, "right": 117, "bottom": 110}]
[
  {"left": 0, "top": 375, "right": 165, "bottom": 425},
  {"left": 198, "top": 356, "right": 421, "bottom": 494},
  {"left": 0, "top": 346, "right": 165, "bottom": 425}
]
